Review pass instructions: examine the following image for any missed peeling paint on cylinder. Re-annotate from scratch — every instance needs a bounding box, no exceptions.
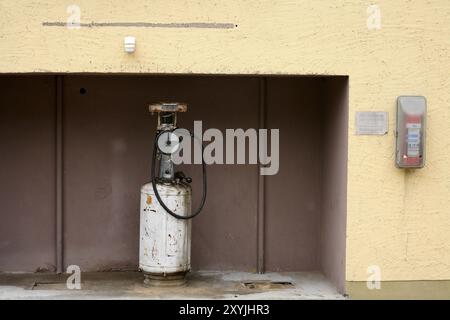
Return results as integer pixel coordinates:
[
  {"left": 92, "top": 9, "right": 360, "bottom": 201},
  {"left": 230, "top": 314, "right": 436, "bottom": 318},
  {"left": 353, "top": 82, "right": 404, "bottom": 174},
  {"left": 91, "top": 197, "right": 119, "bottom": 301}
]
[{"left": 139, "top": 182, "right": 191, "bottom": 275}]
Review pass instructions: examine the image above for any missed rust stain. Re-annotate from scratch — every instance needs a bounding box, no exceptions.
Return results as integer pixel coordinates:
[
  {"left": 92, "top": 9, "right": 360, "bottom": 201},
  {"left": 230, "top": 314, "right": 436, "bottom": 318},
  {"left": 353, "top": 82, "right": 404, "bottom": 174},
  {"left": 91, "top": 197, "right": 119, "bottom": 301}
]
[{"left": 146, "top": 195, "right": 152, "bottom": 205}]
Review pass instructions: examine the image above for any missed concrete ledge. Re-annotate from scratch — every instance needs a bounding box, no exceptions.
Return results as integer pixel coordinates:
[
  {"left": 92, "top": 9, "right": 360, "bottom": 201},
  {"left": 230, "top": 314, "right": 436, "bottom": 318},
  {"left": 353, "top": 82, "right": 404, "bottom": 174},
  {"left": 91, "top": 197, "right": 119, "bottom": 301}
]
[
  {"left": 0, "top": 271, "right": 344, "bottom": 300},
  {"left": 346, "top": 281, "right": 450, "bottom": 300}
]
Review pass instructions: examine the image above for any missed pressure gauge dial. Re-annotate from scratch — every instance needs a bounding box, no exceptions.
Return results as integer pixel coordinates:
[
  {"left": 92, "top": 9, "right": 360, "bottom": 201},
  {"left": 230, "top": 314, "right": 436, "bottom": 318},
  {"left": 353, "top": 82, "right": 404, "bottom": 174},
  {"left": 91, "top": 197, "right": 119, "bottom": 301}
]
[{"left": 156, "top": 131, "right": 180, "bottom": 155}]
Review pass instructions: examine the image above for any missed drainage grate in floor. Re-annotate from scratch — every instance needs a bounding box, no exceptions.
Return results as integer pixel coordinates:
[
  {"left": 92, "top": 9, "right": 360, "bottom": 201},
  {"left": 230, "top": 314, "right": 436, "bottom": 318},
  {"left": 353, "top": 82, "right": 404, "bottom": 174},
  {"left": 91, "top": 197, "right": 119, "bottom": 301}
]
[
  {"left": 241, "top": 281, "right": 294, "bottom": 290},
  {"left": 31, "top": 281, "right": 67, "bottom": 290}
]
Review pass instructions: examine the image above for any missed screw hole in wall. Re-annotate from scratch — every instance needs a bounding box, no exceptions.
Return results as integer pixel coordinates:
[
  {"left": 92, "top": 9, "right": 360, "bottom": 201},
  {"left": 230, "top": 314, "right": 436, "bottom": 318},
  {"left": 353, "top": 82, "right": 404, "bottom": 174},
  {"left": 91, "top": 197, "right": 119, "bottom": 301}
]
[{"left": 79, "top": 88, "right": 87, "bottom": 95}]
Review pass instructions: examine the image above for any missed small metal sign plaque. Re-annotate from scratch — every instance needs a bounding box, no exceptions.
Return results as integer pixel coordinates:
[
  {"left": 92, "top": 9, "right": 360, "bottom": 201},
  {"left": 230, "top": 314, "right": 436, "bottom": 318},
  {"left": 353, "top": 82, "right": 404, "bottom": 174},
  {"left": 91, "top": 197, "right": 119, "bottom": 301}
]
[{"left": 355, "top": 112, "right": 388, "bottom": 135}]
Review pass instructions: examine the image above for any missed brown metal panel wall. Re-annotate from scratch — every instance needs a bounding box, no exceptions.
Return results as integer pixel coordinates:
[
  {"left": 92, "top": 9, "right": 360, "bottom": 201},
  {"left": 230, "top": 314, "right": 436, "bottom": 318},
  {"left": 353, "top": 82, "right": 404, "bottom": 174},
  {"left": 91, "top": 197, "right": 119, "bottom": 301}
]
[
  {"left": 319, "top": 77, "right": 348, "bottom": 293},
  {"left": 63, "top": 76, "right": 259, "bottom": 271},
  {"left": 174, "top": 77, "right": 260, "bottom": 271},
  {"left": 264, "top": 77, "right": 323, "bottom": 271},
  {"left": 0, "top": 76, "right": 56, "bottom": 272}
]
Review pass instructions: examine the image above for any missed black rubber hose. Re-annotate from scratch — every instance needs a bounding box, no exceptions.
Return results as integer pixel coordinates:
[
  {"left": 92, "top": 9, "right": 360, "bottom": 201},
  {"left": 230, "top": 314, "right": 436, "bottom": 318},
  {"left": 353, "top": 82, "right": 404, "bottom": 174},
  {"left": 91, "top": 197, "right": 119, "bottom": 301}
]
[{"left": 150, "top": 132, "right": 207, "bottom": 220}]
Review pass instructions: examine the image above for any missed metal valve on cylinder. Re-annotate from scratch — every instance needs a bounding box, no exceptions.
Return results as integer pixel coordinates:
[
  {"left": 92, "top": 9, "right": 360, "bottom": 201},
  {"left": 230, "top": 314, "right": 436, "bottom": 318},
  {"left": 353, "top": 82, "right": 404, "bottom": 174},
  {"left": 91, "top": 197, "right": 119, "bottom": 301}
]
[{"left": 139, "top": 102, "right": 206, "bottom": 286}]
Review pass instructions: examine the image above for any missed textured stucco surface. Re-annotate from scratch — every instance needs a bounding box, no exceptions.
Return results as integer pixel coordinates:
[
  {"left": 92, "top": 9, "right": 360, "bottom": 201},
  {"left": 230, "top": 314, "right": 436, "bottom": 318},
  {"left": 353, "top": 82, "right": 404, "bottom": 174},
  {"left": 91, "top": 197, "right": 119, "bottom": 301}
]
[{"left": 1, "top": 0, "right": 450, "bottom": 282}]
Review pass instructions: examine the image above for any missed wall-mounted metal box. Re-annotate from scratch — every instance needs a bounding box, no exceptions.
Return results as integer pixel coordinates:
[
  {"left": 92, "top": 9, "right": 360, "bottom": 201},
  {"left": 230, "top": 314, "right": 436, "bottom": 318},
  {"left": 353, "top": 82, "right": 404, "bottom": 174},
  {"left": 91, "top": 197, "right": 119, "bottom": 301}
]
[{"left": 396, "top": 96, "right": 426, "bottom": 168}]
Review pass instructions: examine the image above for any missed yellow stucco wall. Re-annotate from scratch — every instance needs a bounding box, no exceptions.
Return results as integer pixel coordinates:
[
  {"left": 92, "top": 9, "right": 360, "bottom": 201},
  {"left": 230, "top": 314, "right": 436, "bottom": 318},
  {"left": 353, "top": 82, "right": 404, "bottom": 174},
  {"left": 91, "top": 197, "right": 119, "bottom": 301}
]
[{"left": 1, "top": 0, "right": 449, "bottom": 283}]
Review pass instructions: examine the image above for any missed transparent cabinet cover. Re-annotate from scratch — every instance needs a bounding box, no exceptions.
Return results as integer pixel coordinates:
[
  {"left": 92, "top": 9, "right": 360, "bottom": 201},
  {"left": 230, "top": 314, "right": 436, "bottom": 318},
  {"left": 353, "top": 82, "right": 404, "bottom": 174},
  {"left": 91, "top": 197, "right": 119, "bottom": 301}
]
[{"left": 396, "top": 96, "right": 426, "bottom": 168}]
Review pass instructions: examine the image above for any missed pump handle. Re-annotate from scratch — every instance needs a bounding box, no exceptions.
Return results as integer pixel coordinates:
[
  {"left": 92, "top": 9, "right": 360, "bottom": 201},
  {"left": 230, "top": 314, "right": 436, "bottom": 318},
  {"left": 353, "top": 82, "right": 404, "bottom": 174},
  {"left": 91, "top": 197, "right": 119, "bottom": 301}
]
[{"left": 149, "top": 102, "right": 187, "bottom": 113}]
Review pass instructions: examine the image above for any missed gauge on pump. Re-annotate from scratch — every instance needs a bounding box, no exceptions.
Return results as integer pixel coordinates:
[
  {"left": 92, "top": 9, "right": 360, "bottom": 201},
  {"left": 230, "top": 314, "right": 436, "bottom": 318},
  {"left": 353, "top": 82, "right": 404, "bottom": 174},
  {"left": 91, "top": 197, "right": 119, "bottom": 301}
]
[{"left": 156, "top": 131, "right": 181, "bottom": 155}]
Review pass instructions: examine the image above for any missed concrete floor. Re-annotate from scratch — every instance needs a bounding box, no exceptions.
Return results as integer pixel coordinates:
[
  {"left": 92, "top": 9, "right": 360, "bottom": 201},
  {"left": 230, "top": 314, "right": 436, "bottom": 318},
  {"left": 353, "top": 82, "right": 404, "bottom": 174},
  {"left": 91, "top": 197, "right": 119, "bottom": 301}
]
[{"left": 0, "top": 271, "right": 345, "bottom": 300}]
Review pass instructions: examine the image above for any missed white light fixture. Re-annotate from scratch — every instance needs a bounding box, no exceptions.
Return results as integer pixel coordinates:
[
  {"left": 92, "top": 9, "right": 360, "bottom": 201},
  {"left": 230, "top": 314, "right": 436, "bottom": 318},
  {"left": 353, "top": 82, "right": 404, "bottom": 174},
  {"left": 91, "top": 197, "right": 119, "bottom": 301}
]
[{"left": 124, "top": 36, "right": 136, "bottom": 53}]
